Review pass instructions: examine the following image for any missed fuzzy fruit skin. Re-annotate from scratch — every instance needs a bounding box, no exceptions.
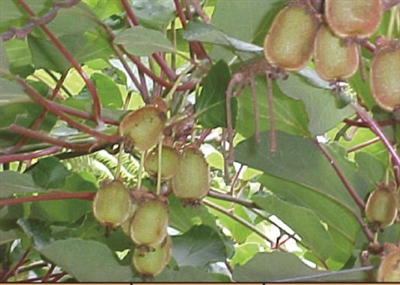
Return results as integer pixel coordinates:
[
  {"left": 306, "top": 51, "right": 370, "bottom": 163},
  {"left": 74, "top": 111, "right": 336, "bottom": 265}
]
[
  {"left": 313, "top": 25, "right": 359, "bottom": 81},
  {"left": 119, "top": 106, "right": 166, "bottom": 152},
  {"left": 263, "top": 2, "right": 318, "bottom": 71},
  {"left": 93, "top": 180, "right": 132, "bottom": 228},
  {"left": 365, "top": 187, "right": 398, "bottom": 228},
  {"left": 171, "top": 148, "right": 210, "bottom": 202},
  {"left": 144, "top": 146, "right": 180, "bottom": 180},
  {"left": 132, "top": 236, "right": 172, "bottom": 277},
  {"left": 370, "top": 42, "right": 400, "bottom": 112},
  {"left": 377, "top": 250, "right": 400, "bottom": 282},
  {"left": 130, "top": 198, "right": 168, "bottom": 247},
  {"left": 325, "top": 0, "right": 382, "bottom": 39}
]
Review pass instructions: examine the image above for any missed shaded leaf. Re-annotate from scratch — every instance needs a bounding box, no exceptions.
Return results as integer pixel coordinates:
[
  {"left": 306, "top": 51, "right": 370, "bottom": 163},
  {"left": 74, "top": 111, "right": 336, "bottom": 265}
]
[
  {"left": 155, "top": 266, "right": 218, "bottom": 282},
  {"left": 172, "top": 225, "right": 226, "bottom": 267},
  {"left": 252, "top": 192, "right": 333, "bottom": 260},
  {"left": 114, "top": 26, "right": 177, "bottom": 56},
  {"left": 17, "top": 218, "right": 53, "bottom": 249},
  {"left": 27, "top": 157, "right": 70, "bottom": 189},
  {"left": 39, "top": 238, "right": 133, "bottom": 282},
  {"left": 91, "top": 73, "right": 123, "bottom": 109},
  {"left": 3, "top": 39, "right": 34, "bottom": 77},
  {"left": 132, "top": 0, "right": 176, "bottom": 30},
  {"left": 195, "top": 60, "right": 236, "bottom": 128},
  {"left": 0, "top": 39, "right": 9, "bottom": 74},
  {"left": 0, "top": 171, "right": 38, "bottom": 198}
]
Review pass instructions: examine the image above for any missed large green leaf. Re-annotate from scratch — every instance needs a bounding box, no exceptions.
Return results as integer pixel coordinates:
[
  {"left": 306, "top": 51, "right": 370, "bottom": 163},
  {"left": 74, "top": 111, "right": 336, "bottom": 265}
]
[
  {"left": 0, "top": 171, "right": 38, "bottom": 198},
  {"left": 90, "top": 73, "right": 123, "bottom": 109},
  {"left": 155, "top": 266, "right": 218, "bottom": 282},
  {"left": 195, "top": 60, "right": 236, "bottom": 128},
  {"left": 27, "top": 157, "right": 70, "bottom": 189},
  {"left": 131, "top": 0, "right": 176, "bottom": 30},
  {"left": 3, "top": 39, "right": 34, "bottom": 77},
  {"left": 39, "top": 238, "right": 133, "bottom": 282},
  {"left": 252, "top": 192, "right": 333, "bottom": 261},
  {"left": 232, "top": 251, "right": 368, "bottom": 282},
  {"left": 114, "top": 26, "right": 177, "bottom": 56},
  {"left": 0, "top": 39, "right": 9, "bottom": 74},
  {"left": 277, "top": 74, "right": 354, "bottom": 135},
  {"left": 172, "top": 225, "right": 227, "bottom": 267}
]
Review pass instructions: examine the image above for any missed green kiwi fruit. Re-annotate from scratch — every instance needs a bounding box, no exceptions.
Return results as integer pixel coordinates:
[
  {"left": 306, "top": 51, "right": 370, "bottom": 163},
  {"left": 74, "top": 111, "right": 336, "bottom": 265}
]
[
  {"left": 370, "top": 40, "right": 400, "bottom": 112},
  {"left": 365, "top": 186, "right": 398, "bottom": 228},
  {"left": 144, "top": 145, "right": 180, "bottom": 180},
  {"left": 130, "top": 198, "right": 168, "bottom": 247},
  {"left": 132, "top": 236, "right": 172, "bottom": 277},
  {"left": 119, "top": 106, "right": 166, "bottom": 152},
  {"left": 171, "top": 148, "right": 209, "bottom": 203},
  {"left": 313, "top": 24, "right": 359, "bottom": 81},
  {"left": 263, "top": 1, "right": 319, "bottom": 71},
  {"left": 325, "top": 0, "right": 382, "bottom": 39},
  {"left": 377, "top": 249, "right": 400, "bottom": 282},
  {"left": 92, "top": 180, "right": 132, "bottom": 228}
]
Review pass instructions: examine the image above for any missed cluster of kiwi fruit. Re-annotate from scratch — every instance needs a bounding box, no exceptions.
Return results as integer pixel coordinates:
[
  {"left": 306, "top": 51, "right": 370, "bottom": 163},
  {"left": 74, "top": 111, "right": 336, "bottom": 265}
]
[
  {"left": 92, "top": 104, "right": 210, "bottom": 278},
  {"left": 263, "top": 0, "right": 399, "bottom": 112}
]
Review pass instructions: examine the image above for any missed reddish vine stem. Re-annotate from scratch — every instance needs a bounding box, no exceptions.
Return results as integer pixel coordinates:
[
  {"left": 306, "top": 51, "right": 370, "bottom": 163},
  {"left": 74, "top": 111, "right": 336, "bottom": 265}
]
[
  {"left": 0, "top": 246, "right": 31, "bottom": 282},
  {"left": 11, "top": 76, "right": 118, "bottom": 143},
  {"left": 9, "top": 125, "right": 101, "bottom": 152},
  {"left": 0, "top": 146, "right": 63, "bottom": 164},
  {"left": 41, "top": 264, "right": 55, "bottom": 282},
  {"left": 121, "top": 0, "right": 177, "bottom": 81},
  {"left": 0, "top": 191, "right": 96, "bottom": 207},
  {"left": 6, "top": 72, "right": 68, "bottom": 154},
  {"left": 316, "top": 142, "right": 366, "bottom": 210},
  {"left": 16, "top": 0, "right": 102, "bottom": 125},
  {"left": 191, "top": 0, "right": 211, "bottom": 24},
  {"left": 343, "top": 118, "right": 397, "bottom": 128}
]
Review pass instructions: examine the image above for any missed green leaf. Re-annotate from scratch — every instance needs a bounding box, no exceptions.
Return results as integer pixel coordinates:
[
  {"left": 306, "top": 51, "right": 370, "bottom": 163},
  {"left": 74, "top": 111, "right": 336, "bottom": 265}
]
[
  {"left": 195, "top": 60, "right": 236, "bottom": 128},
  {"left": 0, "top": 171, "right": 38, "bottom": 198},
  {"left": 39, "top": 238, "right": 133, "bottom": 282},
  {"left": 91, "top": 73, "right": 123, "bottom": 109},
  {"left": 27, "top": 157, "right": 70, "bottom": 189},
  {"left": 131, "top": 0, "right": 176, "bottom": 30},
  {"left": 276, "top": 74, "right": 354, "bottom": 136},
  {"left": 17, "top": 218, "right": 53, "bottom": 249},
  {"left": 233, "top": 251, "right": 321, "bottom": 282},
  {"left": 172, "top": 225, "right": 227, "bottom": 267},
  {"left": 168, "top": 195, "right": 217, "bottom": 233},
  {"left": 252, "top": 192, "right": 333, "bottom": 260},
  {"left": 114, "top": 26, "right": 177, "bottom": 56},
  {"left": 0, "top": 39, "right": 9, "bottom": 74},
  {"left": 3, "top": 39, "right": 34, "bottom": 77},
  {"left": 155, "top": 266, "right": 218, "bottom": 282}
]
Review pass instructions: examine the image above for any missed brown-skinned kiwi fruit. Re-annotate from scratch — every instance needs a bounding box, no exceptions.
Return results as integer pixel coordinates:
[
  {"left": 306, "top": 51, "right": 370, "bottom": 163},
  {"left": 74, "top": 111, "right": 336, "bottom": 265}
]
[
  {"left": 325, "top": 0, "right": 382, "bottom": 39},
  {"left": 370, "top": 39, "right": 400, "bottom": 112},
  {"left": 144, "top": 145, "right": 180, "bottom": 180},
  {"left": 263, "top": 1, "right": 319, "bottom": 71},
  {"left": 132, "top": 235, "right": 172, "bottom": 278},
  {"left": 313, "top": 24, "right": 359, "bottom": 81},
  {"left": 377, "top": 247, "right": 400, "bottom": 282},
  {"left": 119, "top": 106, "right": 166, "bottom": 152},
  {"left": 365, "top": 186, "right": 398, "bottom": 229},
  {"left": 130, "top": 197, "right": 168, "bottom": 247},
  {"left": 92, "top": 180, "right": 132, "bottom": 228},
  {"left": 171, "top": 148, "right": 210, "bottom": 204}
]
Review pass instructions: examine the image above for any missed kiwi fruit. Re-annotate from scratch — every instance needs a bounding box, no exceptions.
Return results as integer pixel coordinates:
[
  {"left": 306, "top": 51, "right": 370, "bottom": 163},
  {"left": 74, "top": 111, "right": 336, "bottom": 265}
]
[
  {"left": 132, "top": 235, "right": 172, "bottom": 278},
  {"left": 377, "top": 248, "right": 400, "bottom": 282},
  {"left": 325, "top": 0, "right": 382, "bottom": 39},
  {"left": 365, "top": 186, "right": 398, "bottom": 228},
  {"left": 313, "top": 24, "right": 359, "bottom": 81},
  {"left": 171, "top": 148, "right": 209, "bottom": 203},
  {"left": 144, "top": 145, "right": 180, "bottom": 180},
  {"left": 119, "top": 106, "right": 166, "bottom": 152},
  {"left": 92, "top": 180, "right": 132, "bottom": 228},
  {"left": 130, "top": 198, "right": 169, "bottom": 247},
  {"left": 370, "top": 40, "right": 400, "bottom": 112},
  {"left": 263, "top": 1, "right": 319, "bottom": 71}
]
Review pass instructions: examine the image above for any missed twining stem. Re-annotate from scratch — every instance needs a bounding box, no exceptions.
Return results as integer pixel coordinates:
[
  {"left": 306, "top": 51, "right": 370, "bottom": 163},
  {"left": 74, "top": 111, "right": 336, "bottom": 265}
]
[
  {"left": 0, "top": 246, "right": 31, "bottom": 282},
  {"left": 17, "top": 0, "right": 102, "bottom": 125},
  {"left": 0, "top": 191, "right": 95, "bottom": 207},
  {"left": 0, "top": 146, "right": 63, "bottom": 164}
]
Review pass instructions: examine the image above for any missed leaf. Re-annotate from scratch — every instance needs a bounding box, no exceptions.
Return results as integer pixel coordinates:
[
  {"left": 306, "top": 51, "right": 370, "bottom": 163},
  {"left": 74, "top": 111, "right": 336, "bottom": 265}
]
[
  {"left": 0, "top": 171, "right": 38, "bottom": 198},
  {"left": 276, "top": 74, "right": 354, "bottom": 136},
  {"left": 172, "top": 225, "right": 227, "bottom": 267},
  {"left": 17, "top": 218, "right": 53, "bottom": 249},
  {"left": 252, "top": 192, "right": 333, "bottom": 260},
  {"left": 155, "top": 266, "right": 218, "bottom": 282},
  {"left": 195, "top": 60, "right": 237, "bottom": 128},
  {"left": 91, "top": 73, "right": 123, "bottom": 109},
  {"left": 233, "top": 251, "right": 321, "bottom": 282},
  {"left": 114, "top": 26, "right": 177, "bottom": 56},
  {"left": 3, "top": 39, "right": 34, "bottom": 77},
  {"left": 39, "top": 238, "right": 133, "bottom": 282},
  {"left": 27, "top": 157, "right": 71, "bottom": 189},
  {"left": 131, "top": 0, "right": 176, "bottom": 30},
  {"left": 0, "top": 39, "right": 9, "bottom": 74},
  {"left": 168, "top": 195, "right": 217, "bottom": 233}
]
